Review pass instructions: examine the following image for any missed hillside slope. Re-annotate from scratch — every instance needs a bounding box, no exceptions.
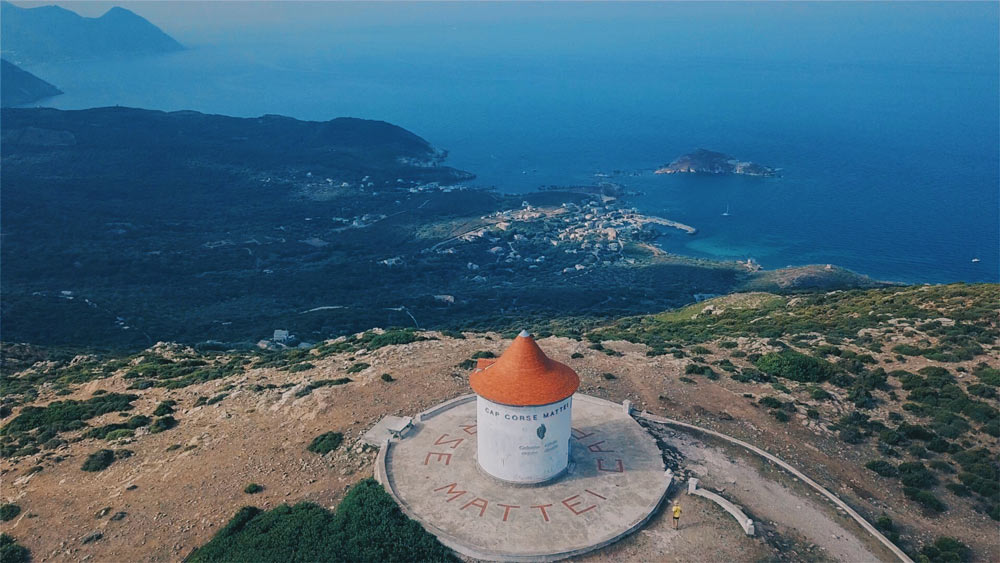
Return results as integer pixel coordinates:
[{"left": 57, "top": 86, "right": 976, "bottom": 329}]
[
  {"left": 0, "top": 284, "right": 997, "bottom": 561},
  {"left": 0, "top": 59, "right": 61, "bottom": 107}
]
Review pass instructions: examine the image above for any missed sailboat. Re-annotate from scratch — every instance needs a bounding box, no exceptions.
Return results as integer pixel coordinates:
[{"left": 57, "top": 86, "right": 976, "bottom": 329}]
[{"left": 721, "top": 203, "right": 730, "bottom": 217}]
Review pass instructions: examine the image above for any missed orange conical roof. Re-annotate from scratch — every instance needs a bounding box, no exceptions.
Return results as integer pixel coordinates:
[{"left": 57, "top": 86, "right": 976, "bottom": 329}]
[{"left": 469, "top": 331, "right": 580, "bottom": 406}]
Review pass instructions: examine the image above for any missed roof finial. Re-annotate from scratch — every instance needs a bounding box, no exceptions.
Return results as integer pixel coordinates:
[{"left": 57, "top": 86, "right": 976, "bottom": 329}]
[{"left": 518, "top": 329, "right": 532, "bottom": 338}]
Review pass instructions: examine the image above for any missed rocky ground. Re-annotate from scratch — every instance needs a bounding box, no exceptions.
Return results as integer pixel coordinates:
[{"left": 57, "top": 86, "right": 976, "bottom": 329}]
[{"left": 1, "top": 328, "right": 998, "bottom": 562}]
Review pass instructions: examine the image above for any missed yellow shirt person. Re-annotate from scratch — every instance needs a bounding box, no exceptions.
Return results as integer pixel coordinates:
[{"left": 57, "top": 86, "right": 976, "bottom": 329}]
[{"left": 672, "top": 502, "right": 682, "bottom": 529}]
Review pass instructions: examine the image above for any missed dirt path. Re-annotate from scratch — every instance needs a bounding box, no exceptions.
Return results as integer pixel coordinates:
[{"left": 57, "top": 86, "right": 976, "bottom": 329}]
[{"left": 649, "top": 424, "right": 887, "bottom": 562}]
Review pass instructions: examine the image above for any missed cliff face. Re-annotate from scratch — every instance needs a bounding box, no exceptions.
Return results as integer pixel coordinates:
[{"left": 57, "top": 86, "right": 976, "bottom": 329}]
[
  {"left": 656, "top": 149, "right": 778, "bottom": 177},
  {"left": 0, "top": 1, "right": 183, "bottom": 65},
  {"left": 0, "top": 59, "right": 62, "bottom": 107}
]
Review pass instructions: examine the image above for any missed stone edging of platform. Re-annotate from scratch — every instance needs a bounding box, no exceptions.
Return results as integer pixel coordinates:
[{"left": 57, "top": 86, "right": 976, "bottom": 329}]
[
  {"left": 687, "top": 477, "right": 755, "bottom": 535},
  {"left": 634, "top": 411, "right": 913, "bottom": 563},
  {"left": 374, "top": 394, "right": 674, "bottom": 562}
]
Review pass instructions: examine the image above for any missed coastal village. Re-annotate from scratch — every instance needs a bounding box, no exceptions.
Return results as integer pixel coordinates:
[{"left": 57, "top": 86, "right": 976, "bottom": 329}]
[{"left": 411, "top": 197, "right": 700, "bottom": 279}]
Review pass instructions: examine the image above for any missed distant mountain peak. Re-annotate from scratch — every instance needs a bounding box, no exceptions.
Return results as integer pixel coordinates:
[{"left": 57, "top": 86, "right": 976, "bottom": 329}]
[{"left": 0, "top": 1, "right": 183, "bottom": 65}]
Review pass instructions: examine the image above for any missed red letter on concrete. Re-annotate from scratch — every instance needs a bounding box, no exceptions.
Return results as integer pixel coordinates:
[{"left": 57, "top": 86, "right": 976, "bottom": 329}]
[
  {"left": 461, "top": 497, "right": 489, "bottom": 517},
  {"left": 586, "top": 440, "right": 615, "bottom": 453},
  {"left": 596, "top": 458, "right": 624, "bottom": 473},
  {"left": 460, "top": 424, "right": 477, "bottom": 435},
  {"left": 424, "top": 452, "right": 453, "bottom": 466},
  {"left": 531, "top": 504, "right": 553, "bottom": 522},
  {"left": 497, "top": 503, "right": 520, "bottom": 522},
  {"left": 432, "top": 483, "right": 467, "bottom": 502},
  {"left": 561, "top": 495, "right": 597, "bottom": 516},
  {"left": 571, "top": 427, "right": 597, "bottom": 441},
  {"left": 584, "top": 489, "right": 607, "bottom": 500},
  {"left": 434, "top": 434, "right": 464, "bottom": 449}
]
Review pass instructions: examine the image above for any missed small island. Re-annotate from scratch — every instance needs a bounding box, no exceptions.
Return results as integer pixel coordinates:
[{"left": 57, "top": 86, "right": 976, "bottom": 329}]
[{"left": 655, "top": 148, "right": 779, "bottom": 177}]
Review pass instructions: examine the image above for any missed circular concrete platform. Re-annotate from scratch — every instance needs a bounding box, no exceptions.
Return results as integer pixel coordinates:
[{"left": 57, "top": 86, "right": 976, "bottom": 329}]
[{"left": 376, "top": 394, "right": 672, "bottom": 561}]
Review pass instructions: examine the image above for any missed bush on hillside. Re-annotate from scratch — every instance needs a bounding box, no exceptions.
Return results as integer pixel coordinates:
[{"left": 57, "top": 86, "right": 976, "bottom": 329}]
[
  {"left": 754, "top": 350, "right": 839, "bottom": 383},
  {"left": 0, "top": 504, "right": 21, "bottom": 522},
  {"left": 865, "top": 460, "right": 898, "bottom": 477},
  {"left": 0, "top": 533, "right": 30, "bottom": 563},
  {"left": 81, "top": 449, "right": 116, "bottom": 472},
  {"left": 149, "top": 416, "right": 178, "bottom": 433},
  {"left": 307, "top": 432, "right": 343, "bottom": 455},
  {"left": 186, "top": 478, "right": 454, "bottom": 562},
  {"left": 920, "top": 536, "right": 971, "bottom": 562}
]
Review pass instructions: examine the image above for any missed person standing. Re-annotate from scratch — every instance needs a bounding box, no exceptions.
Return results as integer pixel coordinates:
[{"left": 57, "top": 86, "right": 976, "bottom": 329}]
[{"left": 672, "top": 501, "right": 682, "bottom": 529}]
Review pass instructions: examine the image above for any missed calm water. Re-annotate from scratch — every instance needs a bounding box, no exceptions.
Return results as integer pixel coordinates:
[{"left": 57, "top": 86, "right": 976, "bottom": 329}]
[{"left": 25, "top": 2, "right": 999, "bottom": 284}]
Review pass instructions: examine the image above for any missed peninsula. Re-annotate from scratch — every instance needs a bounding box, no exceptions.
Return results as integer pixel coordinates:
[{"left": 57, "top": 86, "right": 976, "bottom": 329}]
[{"left": 656, "top": 148, "right": 779, "bottom": 177}]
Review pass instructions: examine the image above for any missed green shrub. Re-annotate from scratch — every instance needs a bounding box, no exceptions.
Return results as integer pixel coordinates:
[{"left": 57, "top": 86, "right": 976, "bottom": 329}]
[
  {"left": 874, "top": 512, "right": 900, "bottom": 544},
  {"left": 153, "top": 401, "right": 176, "bottom": 416},
  {"left": 945, "top": 482, "right": 971, "bottom": 497},
  {"left": 380, "top": 373, "right": 394, "bottom": 382},
  {"left": 570, "top": 352, "right": 584, "bottom": 359},
  {"left": 81, "top": 449, "right": 116, "bottom": 472},
  {"left": 718, "top": 341, "right": 738, "bottom": 349},
  {"left": 602, "top": 373, "right": 617, "bottom": 380},
  {"left": 307, "top": 432, "right": 343, "bottom": 455},
  {"left": 865, "top": 460, "right": 898, "bottom": 477},
  {"left": 149, "top": 416, "right": 178, "bottom": 434},
  {"left": 898, "top": 423, "right": 935, "bottom": 441},
  {"left": 187, "top": 479, "right": 454, "bottom": 563},
  {"left": 678, "top": 376, "right": 696, "bottom": 384},
  {"left": 346, "top": 363, "right": 370, "bottom": 374},
  {"left": 684, "top": 364, "right": 716, "bottom": 379},
  {"left": 1, "top": 393, "right": 137, "bottom": 435},
  {"left": 892, "top": 344, "right": 922, "bottom": 356},
  {"left": 288, "top": 363, "right": 315, "bottom": 373},
  {"left": 771, "top": 410, "right": 790, "bottom": 423},
  {"left": 973, "top": 363, "right": 1000, "bottom": 386},
  {"left": 899, "top": 462, "right": 937, "bottom": 488},
  {"left": 758, "top": 396, "right": 783, "bottom": 409},
  {"left": 920, "top": 536, "right": 971, "bottom": 562},
  {"left": 838, "top": 427, "right": 866, "bottom": 444},
  {"left": 244, "top": 483, "right": 264, "bottom": 494},
  {"left": 809, "top": 387, "right": 831, "bottom": 400},
  {"left": 929, "top": 460, "right": 955, "bottom": 474},
  {"left": 0, "top": 533, "right": 30, "bottom": 563},
  {"left": 0, "top": 504, "right": 21, "bottom": 522},
  {"left": 754, "top": 350, "right": 839, "bottom": 383},
  {"left": 104, "top": 429, "right": 134, "bottom": 441},
  {"left": 903, "top": 487, "right": 946, "bottom": 512},
  {"left": 206, "top": 393, "right": 228, "bottom": 405},
  {"left": 83, "top": 415, "right": 150, "bottom": 440},
  {"left": 689, "top": 346, "right": 712, "bottom": 355},
  {"left": 806, "top": 408, "right": 819, "bottom": 419},
  {"left": 365, "top": 329, "right": 425, "bottom": 350}
]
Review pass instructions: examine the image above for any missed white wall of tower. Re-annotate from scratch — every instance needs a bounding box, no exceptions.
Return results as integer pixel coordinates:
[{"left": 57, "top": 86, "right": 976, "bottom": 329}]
[{"left": 476, "top": 395, "right": 572, "bottom": 483}]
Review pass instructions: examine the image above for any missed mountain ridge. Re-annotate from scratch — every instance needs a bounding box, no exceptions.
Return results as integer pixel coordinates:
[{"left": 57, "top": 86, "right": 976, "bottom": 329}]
[{"left": 0, "top": 1, "right": 183, "bottom": 64}]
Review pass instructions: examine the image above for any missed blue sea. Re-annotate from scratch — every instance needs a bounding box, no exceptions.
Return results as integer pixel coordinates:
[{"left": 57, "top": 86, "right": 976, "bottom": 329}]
[{"left": 25, "top": 2, "right": 999, "bottom": 284}]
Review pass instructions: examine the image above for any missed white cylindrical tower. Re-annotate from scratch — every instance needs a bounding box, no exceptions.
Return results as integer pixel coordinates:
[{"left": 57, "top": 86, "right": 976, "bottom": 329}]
[{"left": 469, "top": 331, "right": 580, "bottom": 484}]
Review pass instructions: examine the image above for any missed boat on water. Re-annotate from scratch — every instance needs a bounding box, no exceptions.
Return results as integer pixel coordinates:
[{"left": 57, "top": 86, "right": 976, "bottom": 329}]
[
  {"left": 971, "top": 258, "right": 980, "bottom": 263},
  {"left": 721, "top": 203, "right": 730, "bottom": 217}
]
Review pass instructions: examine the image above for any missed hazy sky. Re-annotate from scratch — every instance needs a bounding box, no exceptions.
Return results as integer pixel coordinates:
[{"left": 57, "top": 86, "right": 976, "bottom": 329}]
[
  {"left": 15, "top": 0, "right": 998, "bottom": 63},
  {"left": 9, "top": 1, "right": 998, "bottom": 70}
]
